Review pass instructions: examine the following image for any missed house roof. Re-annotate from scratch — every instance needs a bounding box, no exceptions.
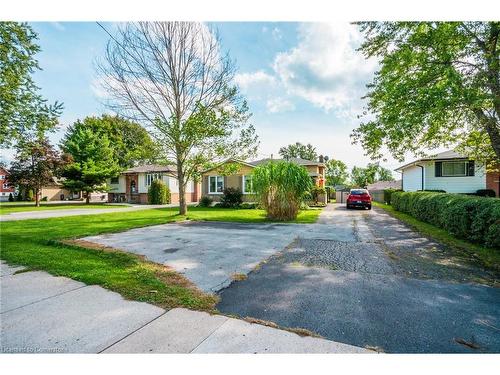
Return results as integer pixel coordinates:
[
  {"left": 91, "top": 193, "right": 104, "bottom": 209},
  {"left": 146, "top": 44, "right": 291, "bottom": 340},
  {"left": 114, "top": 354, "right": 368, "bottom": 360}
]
[
  {"left": 201, "top": 157, "right": 324, "bottom": 174},
  {"left": 395, "top": 150, "right": 468, "bottom": 172},
  {"left": 249, "top": 157, "right": 324, "bottom": 167},
  {"left": 367, "top": 180, "right": 402, "bottom": 191},
  {"left": 122, "top": 164, "right": 176, "bottom": 174}
]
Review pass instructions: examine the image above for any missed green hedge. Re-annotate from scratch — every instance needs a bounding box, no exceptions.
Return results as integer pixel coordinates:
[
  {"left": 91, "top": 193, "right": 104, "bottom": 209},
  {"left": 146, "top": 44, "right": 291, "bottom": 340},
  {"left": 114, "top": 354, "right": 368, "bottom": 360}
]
[
  {"left": 391, "top": 191, "right": 500, "bottom": 249},
  {"left": 147, "top": 179, "right": 171, "bottom": 205}
]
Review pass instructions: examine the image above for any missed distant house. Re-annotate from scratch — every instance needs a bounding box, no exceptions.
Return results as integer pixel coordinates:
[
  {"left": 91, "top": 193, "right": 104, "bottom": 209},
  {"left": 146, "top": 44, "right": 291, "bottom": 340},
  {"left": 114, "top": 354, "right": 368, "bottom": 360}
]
[
  {"left": 40, "top": 177, "right": 82, "bottom": 201},
  {"left": 200, "top": 157, "right": 326, "bottom": 202},
  {"left": 0, "top": 167, "right": 16, "bottom": 201},
  {"left": 367, "top": 180, "right": 402, "bottom": 191},
  {"left": 395, "top": 150, "right": 499, "bottom": 196},
  {"left": 107, "top": 164, "right": 200, "bottom": 204}
]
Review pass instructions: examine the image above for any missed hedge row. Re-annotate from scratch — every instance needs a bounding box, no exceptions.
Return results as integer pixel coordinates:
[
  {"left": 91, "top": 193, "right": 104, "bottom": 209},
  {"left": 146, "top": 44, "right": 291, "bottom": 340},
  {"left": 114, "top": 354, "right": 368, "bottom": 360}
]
[{"left": 391, "top": 191, "right": 500, "bottom": 249}]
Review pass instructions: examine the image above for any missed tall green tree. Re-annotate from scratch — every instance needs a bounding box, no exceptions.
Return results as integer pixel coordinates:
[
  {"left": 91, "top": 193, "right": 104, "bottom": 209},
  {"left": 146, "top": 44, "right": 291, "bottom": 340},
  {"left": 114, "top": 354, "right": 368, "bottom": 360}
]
[
  {"left": 279, "top": 142, "right": 318, "bottom": 161},
  {"left": 350, "top": 163, "right": 394, "bottom": 188},
  {"left": 8, "top": 138, "right": 63, "bottom": 207},
  {"left": 66, "top": 115, "right": 159, "bottom": 169},
  {"left": 61, "top": 126, "right": 120, "bottom": 204},
  {"left": 354, "top": 22, "right": 500, "bottom": 167},
  {"left": 97, "top": 22, "right": 258, "bottom": 215},
  {"left": 0, "top": 22, "right": 62, "bottom": 147},
  {"left": 325, "top": 159, "right": 349, "bottom": 186}
]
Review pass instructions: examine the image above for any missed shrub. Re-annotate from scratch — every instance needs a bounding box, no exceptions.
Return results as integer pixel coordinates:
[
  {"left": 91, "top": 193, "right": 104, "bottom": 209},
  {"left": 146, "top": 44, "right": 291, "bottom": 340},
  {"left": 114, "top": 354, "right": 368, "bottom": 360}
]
[
  {"left": 219, "top": 187, "right": 243, "bottom": 208},
  {"left": 198, "top": 195, "right": 213, "bottom": 207},
  {"left": 325, "top": 186, "right": 335, "bottom": 201},
  {"left": 476, "top": 189, "right": 496, "bottom": 198},
  {"left": 240, "top": 202, "right": 258, "bottom": 209},
  {"left": 310, "top": 186, "right": 326, "bottom": 204},
  {"left": 27, "top": 189, "right": 34, "bottom": 201},
  {"left": 252, "top": 160, "right": 313, "bottom": 221},
  {"left": 383, "top": 188, "right": 401, "bottom": 205},
  {"left": 41, "top": 196, "right": 48, "bottom": 202},
  {"left": 17, "top": 191, "right": 23, "bottom": 201},
  {"left": 147, "top": 179, "right": 171, "bottom": 204},
  {"left": 391, "top": 191, "right": 500, "bottom": 249},
  {"left": 8, "top": 193, "right": 14, "bottom": 202}
]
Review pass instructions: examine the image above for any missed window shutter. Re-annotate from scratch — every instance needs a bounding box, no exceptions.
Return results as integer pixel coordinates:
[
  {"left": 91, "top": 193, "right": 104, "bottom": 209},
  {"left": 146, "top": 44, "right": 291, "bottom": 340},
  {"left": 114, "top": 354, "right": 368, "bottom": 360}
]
[
  {"left": 435, "top": 161, "right": 442, "bottom": 177},
  {"left": 467, "top": 160, "right": 475, "bottom": 176}
]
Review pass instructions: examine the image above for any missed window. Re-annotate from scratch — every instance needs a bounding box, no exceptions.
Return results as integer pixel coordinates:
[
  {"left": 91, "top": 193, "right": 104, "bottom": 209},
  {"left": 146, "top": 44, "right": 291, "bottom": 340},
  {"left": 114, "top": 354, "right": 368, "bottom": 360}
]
[
  {"left": 242, "top": 175, "right": 254, "bottom": 194},
  {"left": 0, "top": 175, "right": 5, "bottom": 180},
  {"left": 442, "top": 161, "right": 467, "bottom": 177},
  {"left": 209, "top": 176, "right": 224, "bottom": 193},
  {"left": 3, "top": 183, "right": 8, "bottom": 189},
  {"left": 110, "top": 176, "right": 119, "bottom": 184},
  {"left": 146, "top": 173, "right": 162, "bottom": 186}
]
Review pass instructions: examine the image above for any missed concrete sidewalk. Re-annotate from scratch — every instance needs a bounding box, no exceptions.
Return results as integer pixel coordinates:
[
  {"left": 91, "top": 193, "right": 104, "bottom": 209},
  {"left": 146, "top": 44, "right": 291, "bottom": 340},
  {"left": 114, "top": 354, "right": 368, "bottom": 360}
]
[
  {"left": 0, "top": 262, "right": 369, "bottom": 354},
  {"left": 0, "top": 204, "right": 178, "bottom": 222}
]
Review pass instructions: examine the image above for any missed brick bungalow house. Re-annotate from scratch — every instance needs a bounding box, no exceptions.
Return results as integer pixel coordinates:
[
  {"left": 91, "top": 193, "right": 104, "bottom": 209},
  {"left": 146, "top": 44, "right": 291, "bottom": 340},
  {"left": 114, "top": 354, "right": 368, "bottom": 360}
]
[
  {"left": 200, "top": 157, "right": 326, "bottom": 202},
  {"left": 0, "top": 167, "right": 16, "bottom": 202},
  {"left": 107, "top": 164, "right": 200, "bottom": 204}
]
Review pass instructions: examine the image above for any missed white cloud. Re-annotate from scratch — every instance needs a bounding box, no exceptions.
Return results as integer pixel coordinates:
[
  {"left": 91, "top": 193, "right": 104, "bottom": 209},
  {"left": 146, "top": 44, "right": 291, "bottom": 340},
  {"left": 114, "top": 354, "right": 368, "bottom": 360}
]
[
  {"left": 234, "top": 70, "right": 276, "bottom": 90},
  {"left": 273, "top": 23, "right": 377, "bottom": 115},
  {"left": 266, "top": 97, "right": 295, "bottom": 113}
]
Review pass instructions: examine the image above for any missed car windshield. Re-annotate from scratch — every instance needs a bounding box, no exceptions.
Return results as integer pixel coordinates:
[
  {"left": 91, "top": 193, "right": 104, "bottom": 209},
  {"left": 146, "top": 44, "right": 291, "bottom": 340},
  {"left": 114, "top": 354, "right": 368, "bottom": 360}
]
[{"left": 350, "top": 189, "right": 368, "bottom": 195}]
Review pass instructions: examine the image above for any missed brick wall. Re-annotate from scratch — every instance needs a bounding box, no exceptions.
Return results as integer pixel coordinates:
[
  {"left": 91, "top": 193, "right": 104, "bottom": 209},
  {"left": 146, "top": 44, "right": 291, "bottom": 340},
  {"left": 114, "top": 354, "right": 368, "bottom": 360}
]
[{"left": 486, "top": 170, "right": 499, "bottom": 197}]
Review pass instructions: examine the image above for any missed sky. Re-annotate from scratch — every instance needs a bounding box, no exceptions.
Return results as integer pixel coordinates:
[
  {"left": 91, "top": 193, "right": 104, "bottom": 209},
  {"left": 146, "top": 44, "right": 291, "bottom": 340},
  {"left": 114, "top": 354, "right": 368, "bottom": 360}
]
[{"left": 4, "top": 21, "right": 411, "bottom": 176}]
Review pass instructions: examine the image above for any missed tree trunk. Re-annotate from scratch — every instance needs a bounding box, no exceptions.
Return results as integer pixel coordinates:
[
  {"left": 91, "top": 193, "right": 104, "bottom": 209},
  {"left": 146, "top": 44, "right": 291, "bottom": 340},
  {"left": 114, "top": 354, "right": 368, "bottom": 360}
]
[
  {"left": 35, "top": 188, "right": 40, "bottom": 207},
  {"left": 86, "top": 192, "right": 90, "bottom": 204},
  {"left": 176, "top": 156, "right": 187, "bottom": 215}
]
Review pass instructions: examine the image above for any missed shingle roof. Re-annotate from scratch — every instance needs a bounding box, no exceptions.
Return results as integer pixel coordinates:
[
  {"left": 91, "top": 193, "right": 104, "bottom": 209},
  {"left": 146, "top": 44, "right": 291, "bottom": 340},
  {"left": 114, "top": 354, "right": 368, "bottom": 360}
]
[
  {"left": 122, "top": 164, "right": 176, "bottom": 174},
  {"left": 367, "top": 180, "right": 402, "bottom": 191},
  {"left": 395, "top": 150, "right": 468, "bottom": 172}
]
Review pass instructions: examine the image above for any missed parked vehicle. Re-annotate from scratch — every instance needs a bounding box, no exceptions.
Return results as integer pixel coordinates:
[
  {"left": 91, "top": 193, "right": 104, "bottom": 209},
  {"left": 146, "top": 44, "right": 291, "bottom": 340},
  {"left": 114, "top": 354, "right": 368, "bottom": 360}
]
[{"left": 346, "top": 189, "right": 372, "bottom": 210}]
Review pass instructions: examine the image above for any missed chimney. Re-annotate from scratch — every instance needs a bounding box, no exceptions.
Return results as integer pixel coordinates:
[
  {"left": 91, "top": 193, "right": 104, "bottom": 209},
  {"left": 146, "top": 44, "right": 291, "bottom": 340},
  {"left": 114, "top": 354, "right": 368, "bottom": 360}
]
[{"left": 318, "top": 155, "right": 324, "bottom": 163}]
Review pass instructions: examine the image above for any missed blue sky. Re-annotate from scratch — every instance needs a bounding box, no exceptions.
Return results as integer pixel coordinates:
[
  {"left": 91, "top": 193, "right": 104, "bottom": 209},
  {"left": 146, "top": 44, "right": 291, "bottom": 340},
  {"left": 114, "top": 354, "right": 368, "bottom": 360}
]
[{"left": 9, "top": 22, "right": 402, "bottom": 174}]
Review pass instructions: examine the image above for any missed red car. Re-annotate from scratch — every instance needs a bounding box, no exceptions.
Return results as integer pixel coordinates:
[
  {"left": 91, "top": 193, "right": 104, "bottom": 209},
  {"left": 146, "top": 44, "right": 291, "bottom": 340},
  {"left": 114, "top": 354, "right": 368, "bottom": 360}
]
[{"left": 346, "top": 189, "right": 372, "bottom": 210}]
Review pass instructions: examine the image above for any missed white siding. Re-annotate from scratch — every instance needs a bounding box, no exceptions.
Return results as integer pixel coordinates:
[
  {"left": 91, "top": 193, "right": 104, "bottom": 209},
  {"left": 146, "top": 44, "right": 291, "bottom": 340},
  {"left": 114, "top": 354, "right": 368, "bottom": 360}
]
[
  {"left": 424, "top": 161, "right": 486, "bottom": 193},
  {"left": 168, "top": 176, "right": 179, "bottom": 193},
  {"left": 138, "top": 173, "right": 148, "bottom": 193},
  {"left": 108, "top": 175, "right": 126, "bottom": 193},
  {"left": 402, "top": 165, "right": 424, "bottom": 191}
]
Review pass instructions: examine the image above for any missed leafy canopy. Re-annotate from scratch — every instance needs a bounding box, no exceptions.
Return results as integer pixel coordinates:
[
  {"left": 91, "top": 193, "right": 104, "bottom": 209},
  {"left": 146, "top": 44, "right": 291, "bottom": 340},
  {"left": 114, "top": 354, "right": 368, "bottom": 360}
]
[
  {"left": 60, "top": 126, "right": 120, "bottom": 197},
  {"left": 354, "top": 22, "right": 500, "bottom": 167},
  {"left": 0, "top": 22, "right": 62, "bottom": 147},
  {"left": 65, "top": 115, "right": 159, "bottom": 169},
  {"left": 8, "top": 138, "right": 63, "bottom": 206},
  {"left": 350, "top": 163, "right": 394, "bottom": 188},
  {"left": 325, "top": 159, "right": 349, "bottom": 186},
  {"left": 279, "top": 142, "right": 318, "bottom": 161}
]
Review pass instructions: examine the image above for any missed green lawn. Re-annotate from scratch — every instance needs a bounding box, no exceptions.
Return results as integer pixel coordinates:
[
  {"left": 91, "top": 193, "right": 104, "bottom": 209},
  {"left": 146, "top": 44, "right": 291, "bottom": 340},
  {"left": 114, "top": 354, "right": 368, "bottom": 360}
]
[
  {"left": 373, "top": 202, "right": 500, "bottom": 270},
  {"left": 0, "top": 206, "right": 322, "bottom": 311},
  {"left": 0, "top": 202, "right": 127, "bottom": 215}
]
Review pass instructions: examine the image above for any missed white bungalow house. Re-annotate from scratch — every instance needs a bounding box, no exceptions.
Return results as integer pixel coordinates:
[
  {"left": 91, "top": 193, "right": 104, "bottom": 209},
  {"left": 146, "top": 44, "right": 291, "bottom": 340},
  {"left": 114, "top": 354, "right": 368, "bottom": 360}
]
[
  {"left": 107, "top": 164, "right": 200, "bottom": 204},
  {"left": 395, "top": 150, "right": 499, "bottom": 196}
]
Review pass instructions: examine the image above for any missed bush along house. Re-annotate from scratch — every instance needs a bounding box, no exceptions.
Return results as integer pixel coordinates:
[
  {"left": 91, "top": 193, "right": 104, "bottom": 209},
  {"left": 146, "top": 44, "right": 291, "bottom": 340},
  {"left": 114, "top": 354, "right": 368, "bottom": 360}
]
[
  {"left": 200, "top": 157, "right": 327, "bottom": 203},
  {"left": 395, "top": 150, "right": 499, "bottom": 197},
  {"left": 107, "top": 164, "right": 200, "bottom": 204}
]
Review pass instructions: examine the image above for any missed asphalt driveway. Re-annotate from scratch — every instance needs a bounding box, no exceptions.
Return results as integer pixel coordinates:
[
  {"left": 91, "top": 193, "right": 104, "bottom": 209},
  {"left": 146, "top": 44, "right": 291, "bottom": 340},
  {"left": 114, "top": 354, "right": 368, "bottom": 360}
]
[
  {"left": 84, "top": 220, "right": 351, "bottom": 293},
  {"left": 217, "top": 204, "right": 500, "bottom": 353}
]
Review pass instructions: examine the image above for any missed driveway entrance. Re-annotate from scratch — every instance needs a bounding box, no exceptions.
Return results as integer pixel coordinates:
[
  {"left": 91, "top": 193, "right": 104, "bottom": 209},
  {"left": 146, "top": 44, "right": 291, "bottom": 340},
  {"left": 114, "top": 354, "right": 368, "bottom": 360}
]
[{"left": 217, "top": 204, "right": 500, "bottom": 353}]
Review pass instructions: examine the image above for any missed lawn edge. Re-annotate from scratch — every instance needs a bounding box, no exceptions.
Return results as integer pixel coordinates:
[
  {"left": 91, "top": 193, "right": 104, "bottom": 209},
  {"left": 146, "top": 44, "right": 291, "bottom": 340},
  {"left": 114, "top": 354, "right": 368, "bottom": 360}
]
[{"left": 373, "top": 201, "right": 499, "bottom": 271}]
